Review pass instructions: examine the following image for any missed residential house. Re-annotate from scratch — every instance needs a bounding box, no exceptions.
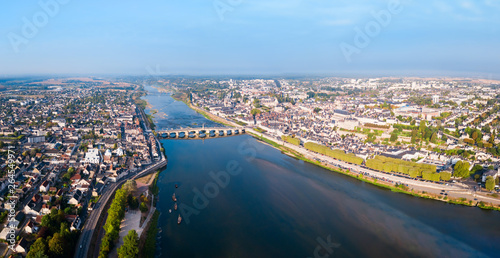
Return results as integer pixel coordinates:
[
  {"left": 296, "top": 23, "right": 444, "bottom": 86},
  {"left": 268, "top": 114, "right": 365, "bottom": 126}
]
[
  {"left": 24, "top": 220, "right": 38, "bottom": 234},
  {"left": 8, "top": 211, "right": 25, "bottom": 229},
  {"left": 40, "top": 180, "right": 50, "bottom": 192},
  {"left": 14, "top": 238, "right": 29, "bottom": 255},
  {"left": 482, "top": 169, "right": 500, "bottom": 182},
  {"left": 68, "top": 190, "right": 83, "bottom": 205}
]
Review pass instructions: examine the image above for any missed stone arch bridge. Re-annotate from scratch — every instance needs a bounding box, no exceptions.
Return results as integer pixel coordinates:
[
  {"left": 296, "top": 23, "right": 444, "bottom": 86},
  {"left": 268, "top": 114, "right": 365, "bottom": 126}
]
[{"left": 157, "top": 127, "right": 247, "bottom": 139}]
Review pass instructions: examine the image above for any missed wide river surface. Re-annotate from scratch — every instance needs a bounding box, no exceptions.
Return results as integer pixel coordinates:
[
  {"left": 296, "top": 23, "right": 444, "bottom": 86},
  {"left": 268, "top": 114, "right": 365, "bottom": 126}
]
[{"left": 143, "top": 86, "right": 500, "bottom": 258}]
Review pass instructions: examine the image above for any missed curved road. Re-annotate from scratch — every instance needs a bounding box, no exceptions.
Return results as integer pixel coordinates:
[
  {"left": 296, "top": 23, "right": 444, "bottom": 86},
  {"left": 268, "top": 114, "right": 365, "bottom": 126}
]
[{"left": 75, "top": 149, "right": 166, "bottom": 258}]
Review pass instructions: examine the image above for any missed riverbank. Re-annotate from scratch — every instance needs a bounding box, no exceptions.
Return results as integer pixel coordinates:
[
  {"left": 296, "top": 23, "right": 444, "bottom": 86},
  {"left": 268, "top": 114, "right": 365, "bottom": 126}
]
[
  {"left": 187, "top": 103, "right": 236, "bottom": 127},
  {"left": 179, "top": 101, "right": 500, "bottom": 211},
  {"left": 140, "top": 210, "right": 160, "bottom": 258},
  {"left": 138, "top": 170, "right": 162, "bottom": 258},
  {"left": 253, "top": 133, "right": 500, "bottom": 211}
]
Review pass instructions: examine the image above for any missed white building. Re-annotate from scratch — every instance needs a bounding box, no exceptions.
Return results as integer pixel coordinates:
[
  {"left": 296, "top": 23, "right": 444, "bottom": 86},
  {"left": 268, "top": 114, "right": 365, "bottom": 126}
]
[
  {"left": 27, "top": 136, "right": 45, "bottom": 143},
  {"left": 432, "top": 95, "right": 439, "bottom": 104},
  {"left": 52, "top": 118, "right": 66, "bottom": 127},
  {"left": 482, "top": 169, "right": 500, "bottom": 183},
  {"left": 84, "top": 149, "right": 101, "bottom": 164}
]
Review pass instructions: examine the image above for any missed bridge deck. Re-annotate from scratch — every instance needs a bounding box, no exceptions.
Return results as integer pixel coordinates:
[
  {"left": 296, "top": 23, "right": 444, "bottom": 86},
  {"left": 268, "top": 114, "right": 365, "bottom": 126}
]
[{"left": 157, "top": 127, "right": 247, "bottom": 139}]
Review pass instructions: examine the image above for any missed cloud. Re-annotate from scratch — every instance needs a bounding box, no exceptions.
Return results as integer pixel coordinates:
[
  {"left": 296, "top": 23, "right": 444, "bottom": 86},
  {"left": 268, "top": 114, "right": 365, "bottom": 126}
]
[{"left": 459, "top": 0, "right": 481, "bottom": 14}]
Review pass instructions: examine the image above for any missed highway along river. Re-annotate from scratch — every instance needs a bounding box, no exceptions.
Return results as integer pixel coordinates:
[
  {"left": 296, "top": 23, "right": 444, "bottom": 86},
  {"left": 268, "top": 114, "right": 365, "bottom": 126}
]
[{"left": 143, "top": 85, "right": 500, "bottom": 258}]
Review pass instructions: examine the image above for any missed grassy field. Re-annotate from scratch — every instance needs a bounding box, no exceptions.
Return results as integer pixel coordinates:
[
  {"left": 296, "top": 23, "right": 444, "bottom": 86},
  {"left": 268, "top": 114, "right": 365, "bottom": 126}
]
[
  {"left": 281, "top": 135, "right": 300, "bottom": 146},
  {"left": 254, "top": 127, "right": 266, "bottom": 133},
  {"left": 136, "top": 173, "right": 155, "bottom": 185},
  {"left": 233, "top": 120, "right": 248, "bottom": 126}
]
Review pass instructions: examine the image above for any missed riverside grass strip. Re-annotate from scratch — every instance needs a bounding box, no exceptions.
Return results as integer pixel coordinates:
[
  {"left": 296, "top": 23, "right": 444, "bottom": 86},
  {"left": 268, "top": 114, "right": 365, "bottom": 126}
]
[{"left": 304, "top": 142, "right": 364, "bottom": 165}]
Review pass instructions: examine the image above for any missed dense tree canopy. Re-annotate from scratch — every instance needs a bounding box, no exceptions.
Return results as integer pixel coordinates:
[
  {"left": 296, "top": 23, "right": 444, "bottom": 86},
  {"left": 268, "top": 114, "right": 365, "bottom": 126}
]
[
  {"left": 26, "top": 238, "right": 49, "bottom": 258},
  {"left": 454, "top": 161, "right": 470, "bottom": 178},
  {"left": 99, "top": 186, "right": 129, "bottom": 258},
  {"left": 390, "top": 132, "right": 398, "bottom": 142},
  {"left": 118, "top": 230, "right": 139, "bottom": 258},
  {"left": 485, "top": 176, "right": 495, "bottom": 191},
  {"left": 48, "top": 233, "right": 65, "bottom": 258}
]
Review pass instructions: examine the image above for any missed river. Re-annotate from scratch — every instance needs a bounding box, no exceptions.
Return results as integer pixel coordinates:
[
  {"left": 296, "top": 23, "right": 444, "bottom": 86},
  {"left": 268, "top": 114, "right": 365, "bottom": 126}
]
[{"left": 143, "top": 85, "right": 500, "bottom": 258}]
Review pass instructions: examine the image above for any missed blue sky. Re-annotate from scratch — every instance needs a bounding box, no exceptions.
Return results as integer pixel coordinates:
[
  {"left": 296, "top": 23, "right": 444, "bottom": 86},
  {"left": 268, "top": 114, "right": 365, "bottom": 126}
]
[{"left": 0, "top": 0, "right": 499, "bottom": 77}]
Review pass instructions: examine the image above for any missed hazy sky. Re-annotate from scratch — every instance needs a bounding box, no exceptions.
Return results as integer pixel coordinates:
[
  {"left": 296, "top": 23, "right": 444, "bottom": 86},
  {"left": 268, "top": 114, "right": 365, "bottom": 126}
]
[{"left": 1, "top": 0, "right": 499, "bottom": 77}]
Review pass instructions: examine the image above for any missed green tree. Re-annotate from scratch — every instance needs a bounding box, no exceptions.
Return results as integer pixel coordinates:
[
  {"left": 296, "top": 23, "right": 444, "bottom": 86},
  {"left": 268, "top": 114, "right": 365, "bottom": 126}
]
[
  {"left": 483, "top": 125, "right": 491, "bottom": 134},
  {"left": 430, "top": 132, "right": 437, "bottom": 143},
  {"left": 122, "top": 180, "right": 137, "bottom": 193},
  {"left": 27, "top": 238, "right": 49, "bottom": 258},
  {"left": 118, "top": 230, "right": 139, "bottom": 258},
  {"left": 250, "top": 108, "right": 261, "bottom": 116},
  {"left": 453, "top": 161, "right": 470, "bottom": 178},
  {"left": 100, "top": 186, "right": 129, "bottom": 257},
  {"left": 390, "top": 133, "right": 398, "bottom": 142},
  {"left": 99, "top": 235, "right": 112, "bottom": 258},
  {"left": 485, "top": 176, "right": 495, "bottom": 191},
  {"left": 48, "top": 233, "right": 65, "bottom": 258},
  {"left": 139, "top": 202, "right": 148, "bottom": 213},
  {"left": 250, "top": 108, "right": 261, "bottom": 122},
  {"left": 419, "top": 120, "right": 427, "bottom": 136},
  {"left": 0, "top": 210, "right": 8, "bottom": 223},
  {"left": 472, "top": 131, "right": 479, "bottom": 141},
  {"left": 470, "top": 164, "right": 484, "bottom": 176},
  {"left": 129, "top": 195, "right": 139, "bottom": 210},
  {"left": 0, "top": 141, "right": 4, "bottom": 148},
  {"left": 489, "top": 133, "right": 495, "bottom": 144},
  {"left": 411, "top": 130, "right": 418, "bottom": 143},
  {"left": 440, "top": 172, "right": 452, "bottom": 181},
  {"left": 253, "top": 98, "right": 261, "bottom": 108}
]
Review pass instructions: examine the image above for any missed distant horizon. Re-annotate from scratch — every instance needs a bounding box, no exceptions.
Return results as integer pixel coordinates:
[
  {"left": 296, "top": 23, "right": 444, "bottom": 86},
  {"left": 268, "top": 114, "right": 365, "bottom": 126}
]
[{"left": 1, "top": 71, "right": 500, "bottom": 81}]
